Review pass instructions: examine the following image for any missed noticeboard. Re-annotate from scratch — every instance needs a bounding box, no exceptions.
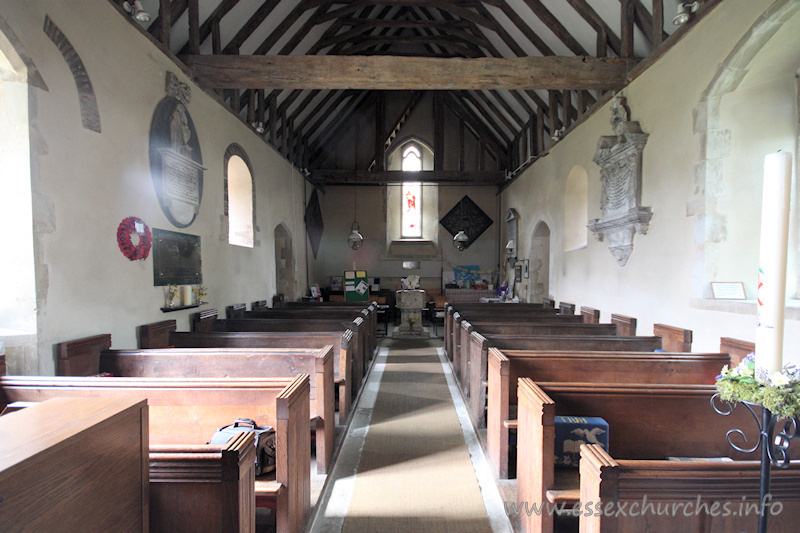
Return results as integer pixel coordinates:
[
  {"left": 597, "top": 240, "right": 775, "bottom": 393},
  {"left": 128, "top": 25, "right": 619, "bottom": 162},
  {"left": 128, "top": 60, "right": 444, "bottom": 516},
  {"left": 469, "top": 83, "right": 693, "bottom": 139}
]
[{"left": 344, "top": 270, "right": 369, "bottom": 302}]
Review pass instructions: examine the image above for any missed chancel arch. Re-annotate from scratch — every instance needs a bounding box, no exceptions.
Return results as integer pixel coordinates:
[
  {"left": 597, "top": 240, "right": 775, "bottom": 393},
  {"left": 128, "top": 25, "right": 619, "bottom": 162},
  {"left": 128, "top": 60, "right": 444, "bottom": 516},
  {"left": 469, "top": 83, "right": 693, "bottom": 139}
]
[{"left": 274, "top": 223, "right": 295, "bottom": 301}]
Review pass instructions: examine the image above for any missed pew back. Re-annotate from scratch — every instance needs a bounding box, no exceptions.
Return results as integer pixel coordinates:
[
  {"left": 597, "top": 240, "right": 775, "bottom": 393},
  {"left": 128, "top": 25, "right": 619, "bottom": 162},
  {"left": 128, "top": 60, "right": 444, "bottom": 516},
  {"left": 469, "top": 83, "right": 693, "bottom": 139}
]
[
  {"left": 579, "top": 444, "right": 800, "bottom": 533},
  {"left": 100, "top": 345, "right": 335, "bottom": 473},
  {"left": 488, "top": 350, "right": 732, "bottom": 478},
  {"left": 466, "top": 333, "right": 664, "bottom": 429},
  {"left": 168, "top": 330, "right": 355, "bottom": 419},
  {"left": 0, "top": 374, "right": 310, "bottom": 533},
  {"left": 515, "top": 378, "right": 781, "bottom": 533}
]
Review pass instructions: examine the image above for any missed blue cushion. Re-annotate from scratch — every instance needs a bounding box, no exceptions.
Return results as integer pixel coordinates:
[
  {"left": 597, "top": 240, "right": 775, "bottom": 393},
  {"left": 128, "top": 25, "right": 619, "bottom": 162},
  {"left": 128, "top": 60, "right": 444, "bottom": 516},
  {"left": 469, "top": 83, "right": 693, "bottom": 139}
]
[{"left": 554, "top": 415, "right": 609, "bottom": 467}]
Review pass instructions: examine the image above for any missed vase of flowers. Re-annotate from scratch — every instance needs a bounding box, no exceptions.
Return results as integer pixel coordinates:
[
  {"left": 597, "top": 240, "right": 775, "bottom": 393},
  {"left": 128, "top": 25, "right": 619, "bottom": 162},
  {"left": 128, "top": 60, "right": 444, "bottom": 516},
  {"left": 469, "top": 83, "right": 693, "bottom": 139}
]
[
  {"left": 406, "top": 315, "right": 420, "bottom": 331},
  {"left": 165, "top": 284, "right": 179, "bottom": 308},
  {"left": 193, "top": 285, "right": 208, "bottom": 304}
]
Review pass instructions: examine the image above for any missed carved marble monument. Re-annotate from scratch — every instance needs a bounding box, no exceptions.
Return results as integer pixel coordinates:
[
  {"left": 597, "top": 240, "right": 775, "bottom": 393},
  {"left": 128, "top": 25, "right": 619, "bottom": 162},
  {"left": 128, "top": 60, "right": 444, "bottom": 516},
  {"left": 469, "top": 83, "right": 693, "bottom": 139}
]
[
  {"left": 588, "top": 94, "right": 653, "bottom": 266},
  {"left": 394, "top": 289, "right": 428, "bottom": 338},
  {"left": 149, "top": 72, "right": 205, "bottom": 228}
]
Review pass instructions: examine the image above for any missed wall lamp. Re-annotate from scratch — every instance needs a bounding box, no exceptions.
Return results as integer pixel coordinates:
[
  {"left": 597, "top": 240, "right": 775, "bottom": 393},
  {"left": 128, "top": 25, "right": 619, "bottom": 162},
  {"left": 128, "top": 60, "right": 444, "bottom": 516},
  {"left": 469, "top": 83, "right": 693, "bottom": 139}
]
[
  {"left": 123, "top": 1, "right": 151, "bottom": 23},
  {"left": 506, "top": 239, "right": 517, "bottom": 264},
  {"left": 453, "top": 230, "right": 469, "bottom": 251},
  {"left": 673, "top": 2, "right": 699, "bottom": 26}
]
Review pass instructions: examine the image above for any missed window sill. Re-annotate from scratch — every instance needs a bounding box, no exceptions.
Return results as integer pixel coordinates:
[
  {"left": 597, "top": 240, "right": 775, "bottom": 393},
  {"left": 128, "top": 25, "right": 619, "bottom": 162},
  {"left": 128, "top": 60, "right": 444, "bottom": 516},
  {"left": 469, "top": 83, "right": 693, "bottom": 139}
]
[
  {"left": 689, "top": 298, "right": 800, "bottom": 321},
  {"left": 387, "top": 239, "right": 438, "bottom": 258}
]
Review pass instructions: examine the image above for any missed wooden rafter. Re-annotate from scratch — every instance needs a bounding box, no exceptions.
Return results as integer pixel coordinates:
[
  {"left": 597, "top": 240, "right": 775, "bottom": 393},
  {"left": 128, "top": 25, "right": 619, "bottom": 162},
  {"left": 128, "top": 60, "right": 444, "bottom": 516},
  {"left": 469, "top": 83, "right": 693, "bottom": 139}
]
[
  {"left": 183, "top": 54, "right": 632, "bottom": 90},
  {"left": 308, "top": 169, "right": 507, "bottom": 185}
]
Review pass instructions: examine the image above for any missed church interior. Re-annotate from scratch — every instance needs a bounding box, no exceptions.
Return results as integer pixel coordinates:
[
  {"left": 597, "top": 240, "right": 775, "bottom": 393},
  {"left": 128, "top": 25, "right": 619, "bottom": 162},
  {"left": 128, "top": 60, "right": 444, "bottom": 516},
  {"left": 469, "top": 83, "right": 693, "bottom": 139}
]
[{"left": 1, "top": 1, "right": 800, "bottom": 532}]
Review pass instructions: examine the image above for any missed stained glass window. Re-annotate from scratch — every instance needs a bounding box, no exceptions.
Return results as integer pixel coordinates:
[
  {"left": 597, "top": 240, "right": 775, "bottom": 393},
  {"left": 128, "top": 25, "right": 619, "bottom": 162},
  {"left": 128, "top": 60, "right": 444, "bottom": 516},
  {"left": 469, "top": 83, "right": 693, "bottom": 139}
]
[{"left": 401, "top": 182, "right": 422, "bottom": 238}]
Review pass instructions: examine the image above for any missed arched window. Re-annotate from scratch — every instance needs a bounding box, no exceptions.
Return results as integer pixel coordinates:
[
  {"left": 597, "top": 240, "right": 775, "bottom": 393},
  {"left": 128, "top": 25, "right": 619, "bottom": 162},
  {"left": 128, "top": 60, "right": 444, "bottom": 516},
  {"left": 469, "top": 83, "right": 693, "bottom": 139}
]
[
  {"left": 386, "top": 139, "right": 438, "bottom": 249},
  {"left": 401, "top": 143, "right": 423, "bottom": 238},
  {"left": 224, "top": 145, "right": 254, "bottom": 248},
  {"left": 401, "top": 182, "right": 422, "bottom": 238},
  {"left": 402, "top": 144, "right": 422, "bottom": 171}
]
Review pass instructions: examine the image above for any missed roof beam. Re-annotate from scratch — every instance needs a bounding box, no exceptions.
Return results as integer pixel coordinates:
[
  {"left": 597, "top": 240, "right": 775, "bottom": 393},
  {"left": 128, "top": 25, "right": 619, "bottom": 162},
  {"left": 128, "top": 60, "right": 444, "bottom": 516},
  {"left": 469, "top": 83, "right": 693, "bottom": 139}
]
[
  {"left": 309, "top": 169, "right": 507, "bottom": 185},
  {"left": 184, "top": 54, "right": 631, "bottom": 90}
]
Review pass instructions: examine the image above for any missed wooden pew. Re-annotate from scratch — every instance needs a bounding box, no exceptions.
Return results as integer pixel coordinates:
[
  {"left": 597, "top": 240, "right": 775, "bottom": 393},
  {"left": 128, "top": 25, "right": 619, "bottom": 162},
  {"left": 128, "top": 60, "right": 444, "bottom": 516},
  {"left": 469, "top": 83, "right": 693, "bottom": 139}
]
[
  {"left": 580, "top": 306, "right": 600, "bottom": 323},
  {"left": 195, "top": 309, "right": 367, "bottom": 397},
  {"left": 100, "top": 345, "right": 335, "bottom": 474},
  {"left": 449, "top": 310, "right": 582, "bottom": 376},
  {"left": 720, "top": 337, "right": 754, "bottom": 367},
  {"left": 150, "top": 433, "right": 258, "bottom": 533},
  {"left": 558, "top": 302, "right": 576, "bottom": 315},
  {"left": 252, "top": 299, "right": 269, "bottom": 311},
  {"left": 579, "top": 444, "right": 800, "bottom": 533},
  {"left": 653, "top": 323, "right": 693, "bottom": 352},
  {"left": 244, "top": 305, "right": 377, "bottom": 361},
  {"left": 139, "top": 320, "right": 356, "bottom": 421},
  {"left": 466, "top": 333, "right": 664, "bottom": 429},
  {"left": 226, "top": 303, "right": 247, "bottom": 319},
  {"left": 610, "top": 314, "right": 637, "bottom": 336},
  {"left": 444, "top": 303, "right": 553, "bottom": 358},
  {"left": 282, "top": 301, "right": 378, "bottom": 356},
  {"left": 0, "top": 375, "right": 311, "bottom": 533},
  {"left": 455, "top": 315, "right": 584, "bottom": 398},
  {"left": 489, "top": 349, "right": 730, "bottom": 479},
  {"left": 56, "top": 333, "right": 111, "bottom": 375},
  {"left": 454, "top": 321, "right": 619, "bottom": 378},
  {"left": 0, "top": 397, "right": 149, "bottom": 531},
  {"left": 221, "top": 316, "right": 368, "bottom": 393},
  {"left": 514, "top": 378, "right": 796, "bottom": 533}
]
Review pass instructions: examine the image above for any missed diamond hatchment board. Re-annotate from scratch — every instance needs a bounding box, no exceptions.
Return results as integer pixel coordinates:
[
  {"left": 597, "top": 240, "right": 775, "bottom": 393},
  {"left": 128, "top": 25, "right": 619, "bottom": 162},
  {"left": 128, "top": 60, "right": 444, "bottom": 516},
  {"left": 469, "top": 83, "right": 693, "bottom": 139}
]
[
  {"left": 439, "top": 195, "right": 493, "bottom": 249},
  {"left": 304, "top": 188, "right": 323, "bottom": 259}
]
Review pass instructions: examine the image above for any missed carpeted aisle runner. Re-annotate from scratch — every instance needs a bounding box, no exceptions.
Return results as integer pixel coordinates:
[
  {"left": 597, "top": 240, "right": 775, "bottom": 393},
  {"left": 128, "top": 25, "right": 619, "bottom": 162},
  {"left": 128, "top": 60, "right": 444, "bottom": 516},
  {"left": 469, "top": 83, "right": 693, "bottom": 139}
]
[{"left": 337, "top": 338, "right": 497, "bottom": 532}]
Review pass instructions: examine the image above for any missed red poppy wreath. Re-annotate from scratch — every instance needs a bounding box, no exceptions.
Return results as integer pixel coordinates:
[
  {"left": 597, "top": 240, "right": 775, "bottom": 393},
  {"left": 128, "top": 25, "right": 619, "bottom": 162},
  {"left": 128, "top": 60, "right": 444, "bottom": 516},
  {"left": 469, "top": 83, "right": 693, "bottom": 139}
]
[{"left": 117, "top": 217, "right": 152, "bottom": 261}]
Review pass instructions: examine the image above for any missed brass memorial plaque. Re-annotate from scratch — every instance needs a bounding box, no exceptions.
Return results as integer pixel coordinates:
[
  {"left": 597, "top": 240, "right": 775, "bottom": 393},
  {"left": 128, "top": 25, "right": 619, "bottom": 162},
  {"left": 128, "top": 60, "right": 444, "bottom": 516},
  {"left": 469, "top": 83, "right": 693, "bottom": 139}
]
[{"left": 152, "top": 228, "right": 202, "bottom": 286}]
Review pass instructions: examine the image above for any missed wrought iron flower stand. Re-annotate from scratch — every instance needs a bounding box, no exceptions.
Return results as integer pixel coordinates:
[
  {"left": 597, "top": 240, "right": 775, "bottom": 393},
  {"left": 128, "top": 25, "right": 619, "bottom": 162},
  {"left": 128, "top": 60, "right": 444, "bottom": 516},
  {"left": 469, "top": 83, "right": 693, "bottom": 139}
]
[{"left": 712, "top": 394, "right": 798, "bottom": 533}]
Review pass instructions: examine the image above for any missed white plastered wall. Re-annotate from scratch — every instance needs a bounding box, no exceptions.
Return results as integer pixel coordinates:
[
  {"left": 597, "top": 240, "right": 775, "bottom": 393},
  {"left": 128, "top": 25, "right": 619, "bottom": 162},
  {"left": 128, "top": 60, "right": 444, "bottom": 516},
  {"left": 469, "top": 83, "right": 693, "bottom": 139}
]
[
  {"left": 503, "top": 0, "right": 800, "bottom": 361},
  {"left": 0, "top": 0, "right": 308, "bottom": 374}
]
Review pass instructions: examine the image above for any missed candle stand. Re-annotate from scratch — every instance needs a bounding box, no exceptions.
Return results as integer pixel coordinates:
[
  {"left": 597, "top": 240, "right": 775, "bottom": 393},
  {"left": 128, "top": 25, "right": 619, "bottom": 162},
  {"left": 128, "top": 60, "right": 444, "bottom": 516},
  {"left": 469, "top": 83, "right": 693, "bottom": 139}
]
[{"left": 711, "top": 394, "right": 798, "bottom": 533}]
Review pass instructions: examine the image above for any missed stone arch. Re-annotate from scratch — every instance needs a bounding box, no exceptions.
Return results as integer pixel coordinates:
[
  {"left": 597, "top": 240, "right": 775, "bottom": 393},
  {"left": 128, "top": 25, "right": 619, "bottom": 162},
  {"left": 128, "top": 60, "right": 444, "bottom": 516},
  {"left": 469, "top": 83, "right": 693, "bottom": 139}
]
[
  {"left": 0, "top": 16, "right": 46, "bottom": 374},
  {"left": 528, "top": 220, "right": 552, "bottom": 304},
  {"left": 274, "top": 223, "right": 295, "bottom": 301},
  {"left": 691, "top": 0, "right": 800, "bottom": 299},
  {"left": 387, "top": 136, "right": 434, "bottom": 171}
]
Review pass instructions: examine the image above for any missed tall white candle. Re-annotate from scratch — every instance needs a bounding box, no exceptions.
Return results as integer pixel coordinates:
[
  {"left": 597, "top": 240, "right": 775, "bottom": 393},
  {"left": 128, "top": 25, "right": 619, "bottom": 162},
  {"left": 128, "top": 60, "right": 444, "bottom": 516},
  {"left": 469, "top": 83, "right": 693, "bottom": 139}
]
[
  {"left": 755, "top": 151, "right": 793, "bottom": 376},
  {"left": 181, "top": 285, "right": 193, "bottom": 306}
]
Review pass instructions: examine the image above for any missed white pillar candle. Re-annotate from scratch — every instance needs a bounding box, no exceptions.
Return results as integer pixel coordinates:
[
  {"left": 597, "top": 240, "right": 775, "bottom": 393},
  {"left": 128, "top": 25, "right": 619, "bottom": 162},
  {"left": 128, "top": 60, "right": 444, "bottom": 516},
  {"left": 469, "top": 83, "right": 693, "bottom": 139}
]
[
  {"left": 181, "top": 285, "right": 193, "bottom": 306},
  {"left": 755, "top": 151, "right": 793, "bottom": 376}
]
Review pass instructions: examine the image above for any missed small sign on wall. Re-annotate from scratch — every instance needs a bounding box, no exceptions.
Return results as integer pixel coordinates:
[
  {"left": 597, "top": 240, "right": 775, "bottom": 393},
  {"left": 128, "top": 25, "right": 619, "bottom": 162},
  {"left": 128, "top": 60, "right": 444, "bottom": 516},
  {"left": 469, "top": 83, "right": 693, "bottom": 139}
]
[{"left": 710, "top": 282, "right": 746, "bottom": 300}]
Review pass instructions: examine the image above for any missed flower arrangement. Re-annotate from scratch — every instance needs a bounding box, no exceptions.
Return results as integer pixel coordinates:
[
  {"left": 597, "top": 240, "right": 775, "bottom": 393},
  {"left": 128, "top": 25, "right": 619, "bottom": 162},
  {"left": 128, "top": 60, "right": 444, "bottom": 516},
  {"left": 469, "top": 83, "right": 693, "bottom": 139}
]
[
  {"left": 165, "top": 284, "right": 179, "bottom": 308},
  {"left": 715, "top": 353, "right": 800, "bottom": 419},
  {"left": 406, "top": 315, "right": 420, "bottom": 330},
  {"left": 193, "top": 284, "right": 208, "bottom": 303}
]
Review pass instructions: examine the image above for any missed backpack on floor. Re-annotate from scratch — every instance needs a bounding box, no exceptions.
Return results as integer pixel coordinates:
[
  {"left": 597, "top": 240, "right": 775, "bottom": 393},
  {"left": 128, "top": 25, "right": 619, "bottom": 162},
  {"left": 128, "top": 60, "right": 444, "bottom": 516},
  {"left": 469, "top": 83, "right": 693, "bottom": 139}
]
[{"left": 209, "top": 418, "right": 276, "bottom": 475}]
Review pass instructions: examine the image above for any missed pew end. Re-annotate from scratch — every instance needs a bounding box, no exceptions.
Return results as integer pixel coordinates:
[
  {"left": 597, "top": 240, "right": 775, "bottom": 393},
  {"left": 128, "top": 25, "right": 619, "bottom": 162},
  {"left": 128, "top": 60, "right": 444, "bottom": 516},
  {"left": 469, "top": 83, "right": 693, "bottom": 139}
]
[
  {"left": 653, "top": 323, "right": 693, "bottom": 352},
  {"left": 54, "top": 333, "right": 111, "bottom": 376},
  {"left": 720, "top": 337, "right": 754, "bottom": 367}
]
